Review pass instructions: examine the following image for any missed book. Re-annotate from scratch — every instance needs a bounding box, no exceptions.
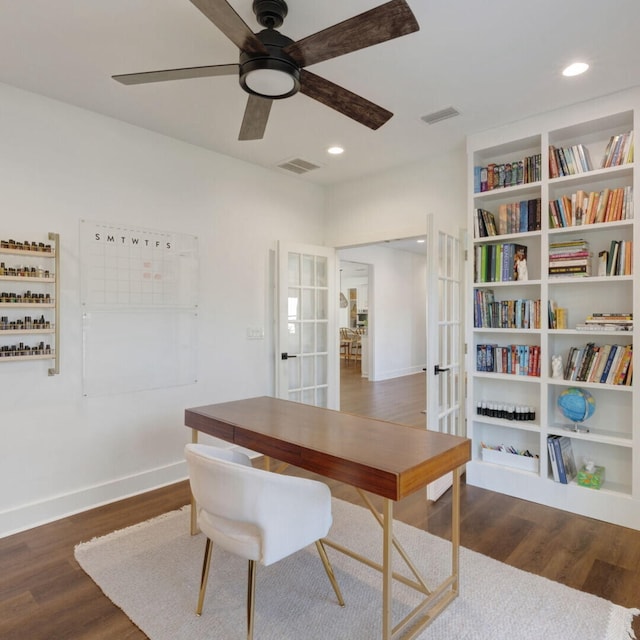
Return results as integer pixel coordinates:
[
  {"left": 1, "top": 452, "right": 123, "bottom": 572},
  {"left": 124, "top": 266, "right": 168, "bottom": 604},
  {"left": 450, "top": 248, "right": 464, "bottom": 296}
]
[
  {"left": 591, "top": 344, "right": 612, "bottom": 382},
  {"left": 576, "top": 144, "right": 593, "bottom": 171},
  {"left": 613, "top": 346, "right": 633, "bottom": 385},
  {"left": 585, "top": 191, "right": 599, "bottom": 224},
  {"left": 480, "top": 166, "right": 488, "bottom": 192},
  {"left": 576, "top": 323, "right": 632, "bottom": 332},
  {"left": 598, "top": 251, "right": 608, "bottom": 276},
  {"left": 554, "top": 436, "right": 577, "bottom": 484},
  {"left": 584, "top": 346, "right": 602, "bottom": 381},
  {"left": 574, "top": 189, "right": 586, "bottom": 225},
  {"left": 588, "top": 312, "right": 633, "bottom": 319},
  {"left": 595, "top": 188, "right": 610, "bottom": 223},
  {"left": 570, "top": 347, "right": 585, "bottom": 380},
  {"left": 547, "top": 436, "right": 560, "bottom": 482},
  {"left": 563, "top": 346, "right": 579, "bottom": 379},
  {"left": 600, "top": 344, "right": 620, "bottom": 383},
  {"left": 576, "top": 342, "right": 596, "bottom": 381},
  {"left": 549, "top": 265, "right": 591, "bottom": 276},
  {"left": 607, "top": 240, "right": 621, "bottom": 275},
  {"left": 605, "top": 345, "right": 625, "bottom": 384},
  {"left": 548, "top": 258, "right": 591, "bottom": 267}
]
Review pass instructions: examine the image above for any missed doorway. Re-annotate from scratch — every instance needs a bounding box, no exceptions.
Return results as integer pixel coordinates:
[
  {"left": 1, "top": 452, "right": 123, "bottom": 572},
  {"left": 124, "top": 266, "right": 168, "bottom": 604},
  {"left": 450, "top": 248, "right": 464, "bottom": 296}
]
[
  {"left": 338, "top": 260, "right": 369, "bottom": 377},
  {"left": 338, "top": 237, "right": 427, "bottom": 384}
]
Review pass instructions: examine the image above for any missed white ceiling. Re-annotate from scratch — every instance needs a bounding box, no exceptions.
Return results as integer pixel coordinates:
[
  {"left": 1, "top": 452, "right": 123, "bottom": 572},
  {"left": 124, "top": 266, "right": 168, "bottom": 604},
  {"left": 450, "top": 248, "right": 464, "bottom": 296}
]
[{"left": 1, "top": 0, "right": 639, "bottom": 186}]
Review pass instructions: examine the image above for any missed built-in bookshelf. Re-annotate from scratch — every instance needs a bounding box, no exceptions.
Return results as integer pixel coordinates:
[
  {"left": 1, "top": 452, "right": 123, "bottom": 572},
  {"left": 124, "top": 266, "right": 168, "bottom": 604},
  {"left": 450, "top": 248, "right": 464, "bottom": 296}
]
[{"left": 466, "top": 92, "right": 639, "bottom": 530}]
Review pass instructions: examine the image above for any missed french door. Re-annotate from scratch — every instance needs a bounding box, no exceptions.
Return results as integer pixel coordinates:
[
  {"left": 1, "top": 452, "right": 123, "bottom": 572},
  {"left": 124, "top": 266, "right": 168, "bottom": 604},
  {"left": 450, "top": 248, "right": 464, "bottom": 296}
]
[
  {"left": 426, "top": 215, "right": 466, "bottom": 500},
  {"left": 275, "top": 242, "right": 338, "bottom": 409}
]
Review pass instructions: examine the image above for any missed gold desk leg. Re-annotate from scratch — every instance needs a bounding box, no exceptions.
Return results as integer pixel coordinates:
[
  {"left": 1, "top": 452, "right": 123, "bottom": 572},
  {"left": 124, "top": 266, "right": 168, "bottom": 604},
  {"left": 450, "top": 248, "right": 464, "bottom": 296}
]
[
  {"left": 382, "top": 498, "right": 393, "bottom": 640},
  {"left": 451, "top": 466, "right": 461, "bottom": 595},
  {"left": 190, "top": 428, "right": 199, "bottom": 535}
]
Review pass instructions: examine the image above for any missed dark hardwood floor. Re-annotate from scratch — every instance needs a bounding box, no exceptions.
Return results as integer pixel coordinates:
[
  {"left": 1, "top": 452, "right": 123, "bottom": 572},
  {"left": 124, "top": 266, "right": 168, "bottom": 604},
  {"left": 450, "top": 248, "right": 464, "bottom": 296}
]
[{"left": 1, "top": 362, "right": 638, "bottom": 639}]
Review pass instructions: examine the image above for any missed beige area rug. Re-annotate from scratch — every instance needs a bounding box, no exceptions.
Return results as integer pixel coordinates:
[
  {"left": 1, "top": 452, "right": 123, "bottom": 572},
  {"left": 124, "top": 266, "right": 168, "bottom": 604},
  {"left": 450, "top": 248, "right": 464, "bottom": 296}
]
[{"left": 75, "top": 499, "right": 638, "bottom": 640}]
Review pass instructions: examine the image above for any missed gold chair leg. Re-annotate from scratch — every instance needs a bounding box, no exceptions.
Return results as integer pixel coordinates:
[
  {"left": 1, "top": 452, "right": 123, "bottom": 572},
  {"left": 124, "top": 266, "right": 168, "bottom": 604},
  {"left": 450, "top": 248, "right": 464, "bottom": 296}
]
[
  {"left": 316, "top": 540, "right": 345, "bottom": 607},
  {"left": 196, "top": 538, "right": 213, "bottom": 615},
  {"left": 247, "top": 560, "right": 256, "bottom": 640}
]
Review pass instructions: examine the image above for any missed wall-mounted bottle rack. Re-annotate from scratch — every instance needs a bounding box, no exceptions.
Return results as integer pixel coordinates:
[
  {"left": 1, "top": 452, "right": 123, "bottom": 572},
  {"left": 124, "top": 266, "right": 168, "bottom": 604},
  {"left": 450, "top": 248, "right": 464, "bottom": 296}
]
[{"left": 0, "top": 232, "right": 60, "bottom": 375}]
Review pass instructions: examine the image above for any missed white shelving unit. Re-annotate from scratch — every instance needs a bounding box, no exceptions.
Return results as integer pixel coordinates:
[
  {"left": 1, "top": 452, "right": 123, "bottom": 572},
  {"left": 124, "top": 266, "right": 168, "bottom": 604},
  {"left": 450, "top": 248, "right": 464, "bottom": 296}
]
[
  {"left": 0, "top": 232, "right": 60, "bottom": 375},
  {"left": 466, "top": 92, "right": 639, "bottom": 530}
]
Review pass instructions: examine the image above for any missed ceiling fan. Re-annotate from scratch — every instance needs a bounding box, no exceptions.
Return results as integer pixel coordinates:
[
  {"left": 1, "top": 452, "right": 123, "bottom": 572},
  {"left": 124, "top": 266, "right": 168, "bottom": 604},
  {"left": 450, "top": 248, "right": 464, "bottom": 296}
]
[{"left": 112, "top": 0, "right": 419, "bottom": 141}]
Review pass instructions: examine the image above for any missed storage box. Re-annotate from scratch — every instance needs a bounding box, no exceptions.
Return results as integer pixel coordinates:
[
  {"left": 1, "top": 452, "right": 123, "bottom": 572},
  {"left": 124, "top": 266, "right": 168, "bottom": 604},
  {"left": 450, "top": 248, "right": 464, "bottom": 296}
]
[
  {"left": 481, "top": 448, "right": 540, "bottom": 473},
  {"left": 577, "top": 465, "right": 605, "bottom": 489}
]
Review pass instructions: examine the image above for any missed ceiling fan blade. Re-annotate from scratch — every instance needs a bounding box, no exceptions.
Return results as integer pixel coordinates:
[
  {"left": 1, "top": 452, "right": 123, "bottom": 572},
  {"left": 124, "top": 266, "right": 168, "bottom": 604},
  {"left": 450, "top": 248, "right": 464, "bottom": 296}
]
[
  {"left": 299, "top": 69, "right": 392, "bottom": 130},
  {"left": 189, "top": 0, "right": 268, "bottom": 54},
  {"left": 112, "top": 63, "right": 238, "bottom": 85},
  {"left": 283, "top": 0, "right": 419, "bottom": 68},
  {"left": 238, "top": 94, "right": 273, "bottom": 140}
]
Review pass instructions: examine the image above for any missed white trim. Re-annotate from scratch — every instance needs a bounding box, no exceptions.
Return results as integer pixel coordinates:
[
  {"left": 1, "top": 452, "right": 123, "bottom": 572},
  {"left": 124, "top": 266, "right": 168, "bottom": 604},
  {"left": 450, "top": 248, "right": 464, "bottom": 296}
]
[{"left": 0, "top": 461, "right": 187, "bottom": 538}]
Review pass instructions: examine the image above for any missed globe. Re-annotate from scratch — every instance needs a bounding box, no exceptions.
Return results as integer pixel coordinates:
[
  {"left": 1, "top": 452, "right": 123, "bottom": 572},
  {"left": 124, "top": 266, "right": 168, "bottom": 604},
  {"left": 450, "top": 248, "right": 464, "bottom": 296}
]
[{"left": 558, "top": 387, "right": 596, "bottom": 428}]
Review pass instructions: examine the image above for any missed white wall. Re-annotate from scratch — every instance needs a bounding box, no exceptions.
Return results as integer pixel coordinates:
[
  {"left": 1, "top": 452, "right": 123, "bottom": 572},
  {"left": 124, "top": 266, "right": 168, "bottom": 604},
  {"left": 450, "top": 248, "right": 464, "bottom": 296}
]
[
  {"left": 0, "top": 83, "right": 326, "bottom": 536},
  {"left": 324, "top": 148, "right": 468, "bottom": 248},
  {"left": 328, "top": 154, "right": 467, "bottom": 381},
  {"left": 338, "top": 245, "right": 427, "bottom": 381}
]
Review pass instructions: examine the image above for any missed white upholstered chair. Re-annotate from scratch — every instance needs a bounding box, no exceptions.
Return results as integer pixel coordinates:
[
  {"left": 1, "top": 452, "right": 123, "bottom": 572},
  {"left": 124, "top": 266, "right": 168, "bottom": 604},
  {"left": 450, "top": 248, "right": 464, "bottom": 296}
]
[{"left": 184, "top": 443, "right": 345, "bottom": 639}]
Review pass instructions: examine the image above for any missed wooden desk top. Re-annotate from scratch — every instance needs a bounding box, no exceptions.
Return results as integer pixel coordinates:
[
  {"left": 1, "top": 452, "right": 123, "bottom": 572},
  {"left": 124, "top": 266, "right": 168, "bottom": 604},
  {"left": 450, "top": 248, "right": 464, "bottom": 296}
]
[{"left": 185, "top": 396, "right": 470, "bottom": 501}]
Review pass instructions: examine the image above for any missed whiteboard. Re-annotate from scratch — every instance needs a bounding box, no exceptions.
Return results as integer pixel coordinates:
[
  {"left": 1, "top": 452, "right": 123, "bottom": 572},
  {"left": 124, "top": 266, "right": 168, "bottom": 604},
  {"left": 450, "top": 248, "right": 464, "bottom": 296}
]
[
  {"left": 79, "top": 220, "right": 198, "bottom": 309},
  {"left": 79, "top": 221, "right": 199, "bottom": 396},
  {"left": 82, "top": 310, "right": 198, "bottom": 397}
]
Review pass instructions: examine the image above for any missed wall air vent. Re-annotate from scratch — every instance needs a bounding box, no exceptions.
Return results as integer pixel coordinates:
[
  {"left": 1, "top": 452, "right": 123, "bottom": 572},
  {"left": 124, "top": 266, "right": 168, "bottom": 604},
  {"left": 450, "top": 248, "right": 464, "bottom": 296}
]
[
  {"left": 421, "top": 106, "right": 460, "bottom": 125},
  {"left": 277, "top": 158, "right": 322, "bottom": 174}
]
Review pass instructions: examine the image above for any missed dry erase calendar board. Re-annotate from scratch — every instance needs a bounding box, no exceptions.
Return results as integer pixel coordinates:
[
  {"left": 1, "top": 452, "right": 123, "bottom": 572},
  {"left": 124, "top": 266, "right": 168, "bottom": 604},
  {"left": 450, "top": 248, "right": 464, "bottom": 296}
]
[
  {"left": 79, "top": 221, "right": 198, "bottom": 396},
  {"left": 79, "top": 220, "right": 198, "bottom": 309}
]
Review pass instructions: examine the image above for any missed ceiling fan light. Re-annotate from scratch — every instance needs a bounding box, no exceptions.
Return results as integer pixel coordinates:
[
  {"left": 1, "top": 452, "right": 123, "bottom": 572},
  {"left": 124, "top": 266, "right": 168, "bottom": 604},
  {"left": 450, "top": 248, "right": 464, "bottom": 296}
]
[
  {"left": 245, "top": 68, "right": 294, "bottom": 96},
  {"left": 240, "top": 57, "right": 300, "bottom": 99}
]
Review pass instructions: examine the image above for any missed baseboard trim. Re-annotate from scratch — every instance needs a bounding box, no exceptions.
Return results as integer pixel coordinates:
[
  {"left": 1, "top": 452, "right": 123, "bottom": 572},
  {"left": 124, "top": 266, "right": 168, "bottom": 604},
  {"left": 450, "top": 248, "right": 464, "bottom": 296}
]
[
  {"left": 0, "top": 460, "right": 188, "bottom": 538},
  {"left": 371, "top": 365, "right": 425, "bottom": 382}
]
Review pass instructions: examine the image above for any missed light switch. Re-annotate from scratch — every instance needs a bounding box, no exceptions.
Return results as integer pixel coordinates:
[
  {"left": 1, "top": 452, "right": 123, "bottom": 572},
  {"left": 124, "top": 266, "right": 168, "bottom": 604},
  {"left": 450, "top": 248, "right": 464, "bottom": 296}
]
[{"left": 246, "top": 327, "right": 264, "bottom": 339}]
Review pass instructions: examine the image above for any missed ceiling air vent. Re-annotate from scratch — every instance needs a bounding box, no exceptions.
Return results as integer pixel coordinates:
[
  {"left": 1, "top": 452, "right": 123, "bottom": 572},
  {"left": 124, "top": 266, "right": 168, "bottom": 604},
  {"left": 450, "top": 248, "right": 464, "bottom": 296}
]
[
  {"left": 421, "top": 106, "right": 460, "bottom": 125},
  {"left": 277, "top": 158, "right": 322, "bottom": 174}
]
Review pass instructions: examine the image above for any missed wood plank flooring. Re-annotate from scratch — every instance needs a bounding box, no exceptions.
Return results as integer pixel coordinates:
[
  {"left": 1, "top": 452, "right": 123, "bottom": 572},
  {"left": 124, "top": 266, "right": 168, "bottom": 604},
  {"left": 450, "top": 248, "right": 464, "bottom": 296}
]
[{"left": 1, "top": 364, "right": 638, "bottom": 638}]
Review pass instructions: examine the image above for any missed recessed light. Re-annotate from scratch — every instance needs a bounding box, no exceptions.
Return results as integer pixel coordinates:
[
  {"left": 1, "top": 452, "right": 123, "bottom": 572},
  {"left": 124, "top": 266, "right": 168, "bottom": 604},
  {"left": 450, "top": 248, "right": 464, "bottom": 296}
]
[
  {"left": 417, "top": 239, "right": 425, "bottom": 244},
  {"left": 562, "top": 62, "right": 589, "bottom": 77},
  {"left": 327, "top": 146, "right": 344, "bottom": 155}
]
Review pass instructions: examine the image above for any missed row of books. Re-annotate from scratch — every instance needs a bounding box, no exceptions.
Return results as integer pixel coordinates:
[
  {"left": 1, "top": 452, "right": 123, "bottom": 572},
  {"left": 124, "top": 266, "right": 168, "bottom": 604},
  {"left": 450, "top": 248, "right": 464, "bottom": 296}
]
[
  {"left": 548, "top": 144, "right": 593, "bottom": 178},
  {"left": 474, "top": 199, "right": 541, "bottom": 238},
  {"left": 563, "top": 342, "right": 633, "bottom": 385},
  {"left": 548, "top": 131, "right": 634, "bottom": 180},
  {"left": 601, "top": 131, "right": 634, "bottom": 168},
  {"left": 474, "top": 154, "right": 542, "bottom": 193},
  {"left": 547, "top": 436, "right": 577, "bottom": 484},
  {"left": 597, "top": 240, "right": 633, "bottom": 276},
  {"left": 548, "top": 186, "right": 633, "bottom": 228},
  {"left": 548, "top": 301, "right": 568, "bottom": 329},
  {"left": 473, "top": 290, "right": 541, "bottom": 329},
  {"left": 549, "top": 239, "right": 591, "bottom": 277},
  {"left": 474, "top": 243, "right": 527, "bottom": 283},
  {"left": 477, "top": 343, "right": 541, "bottom": 377},
  {"left": 575, "top": 312, "right": 633, "bottom": 332}
]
